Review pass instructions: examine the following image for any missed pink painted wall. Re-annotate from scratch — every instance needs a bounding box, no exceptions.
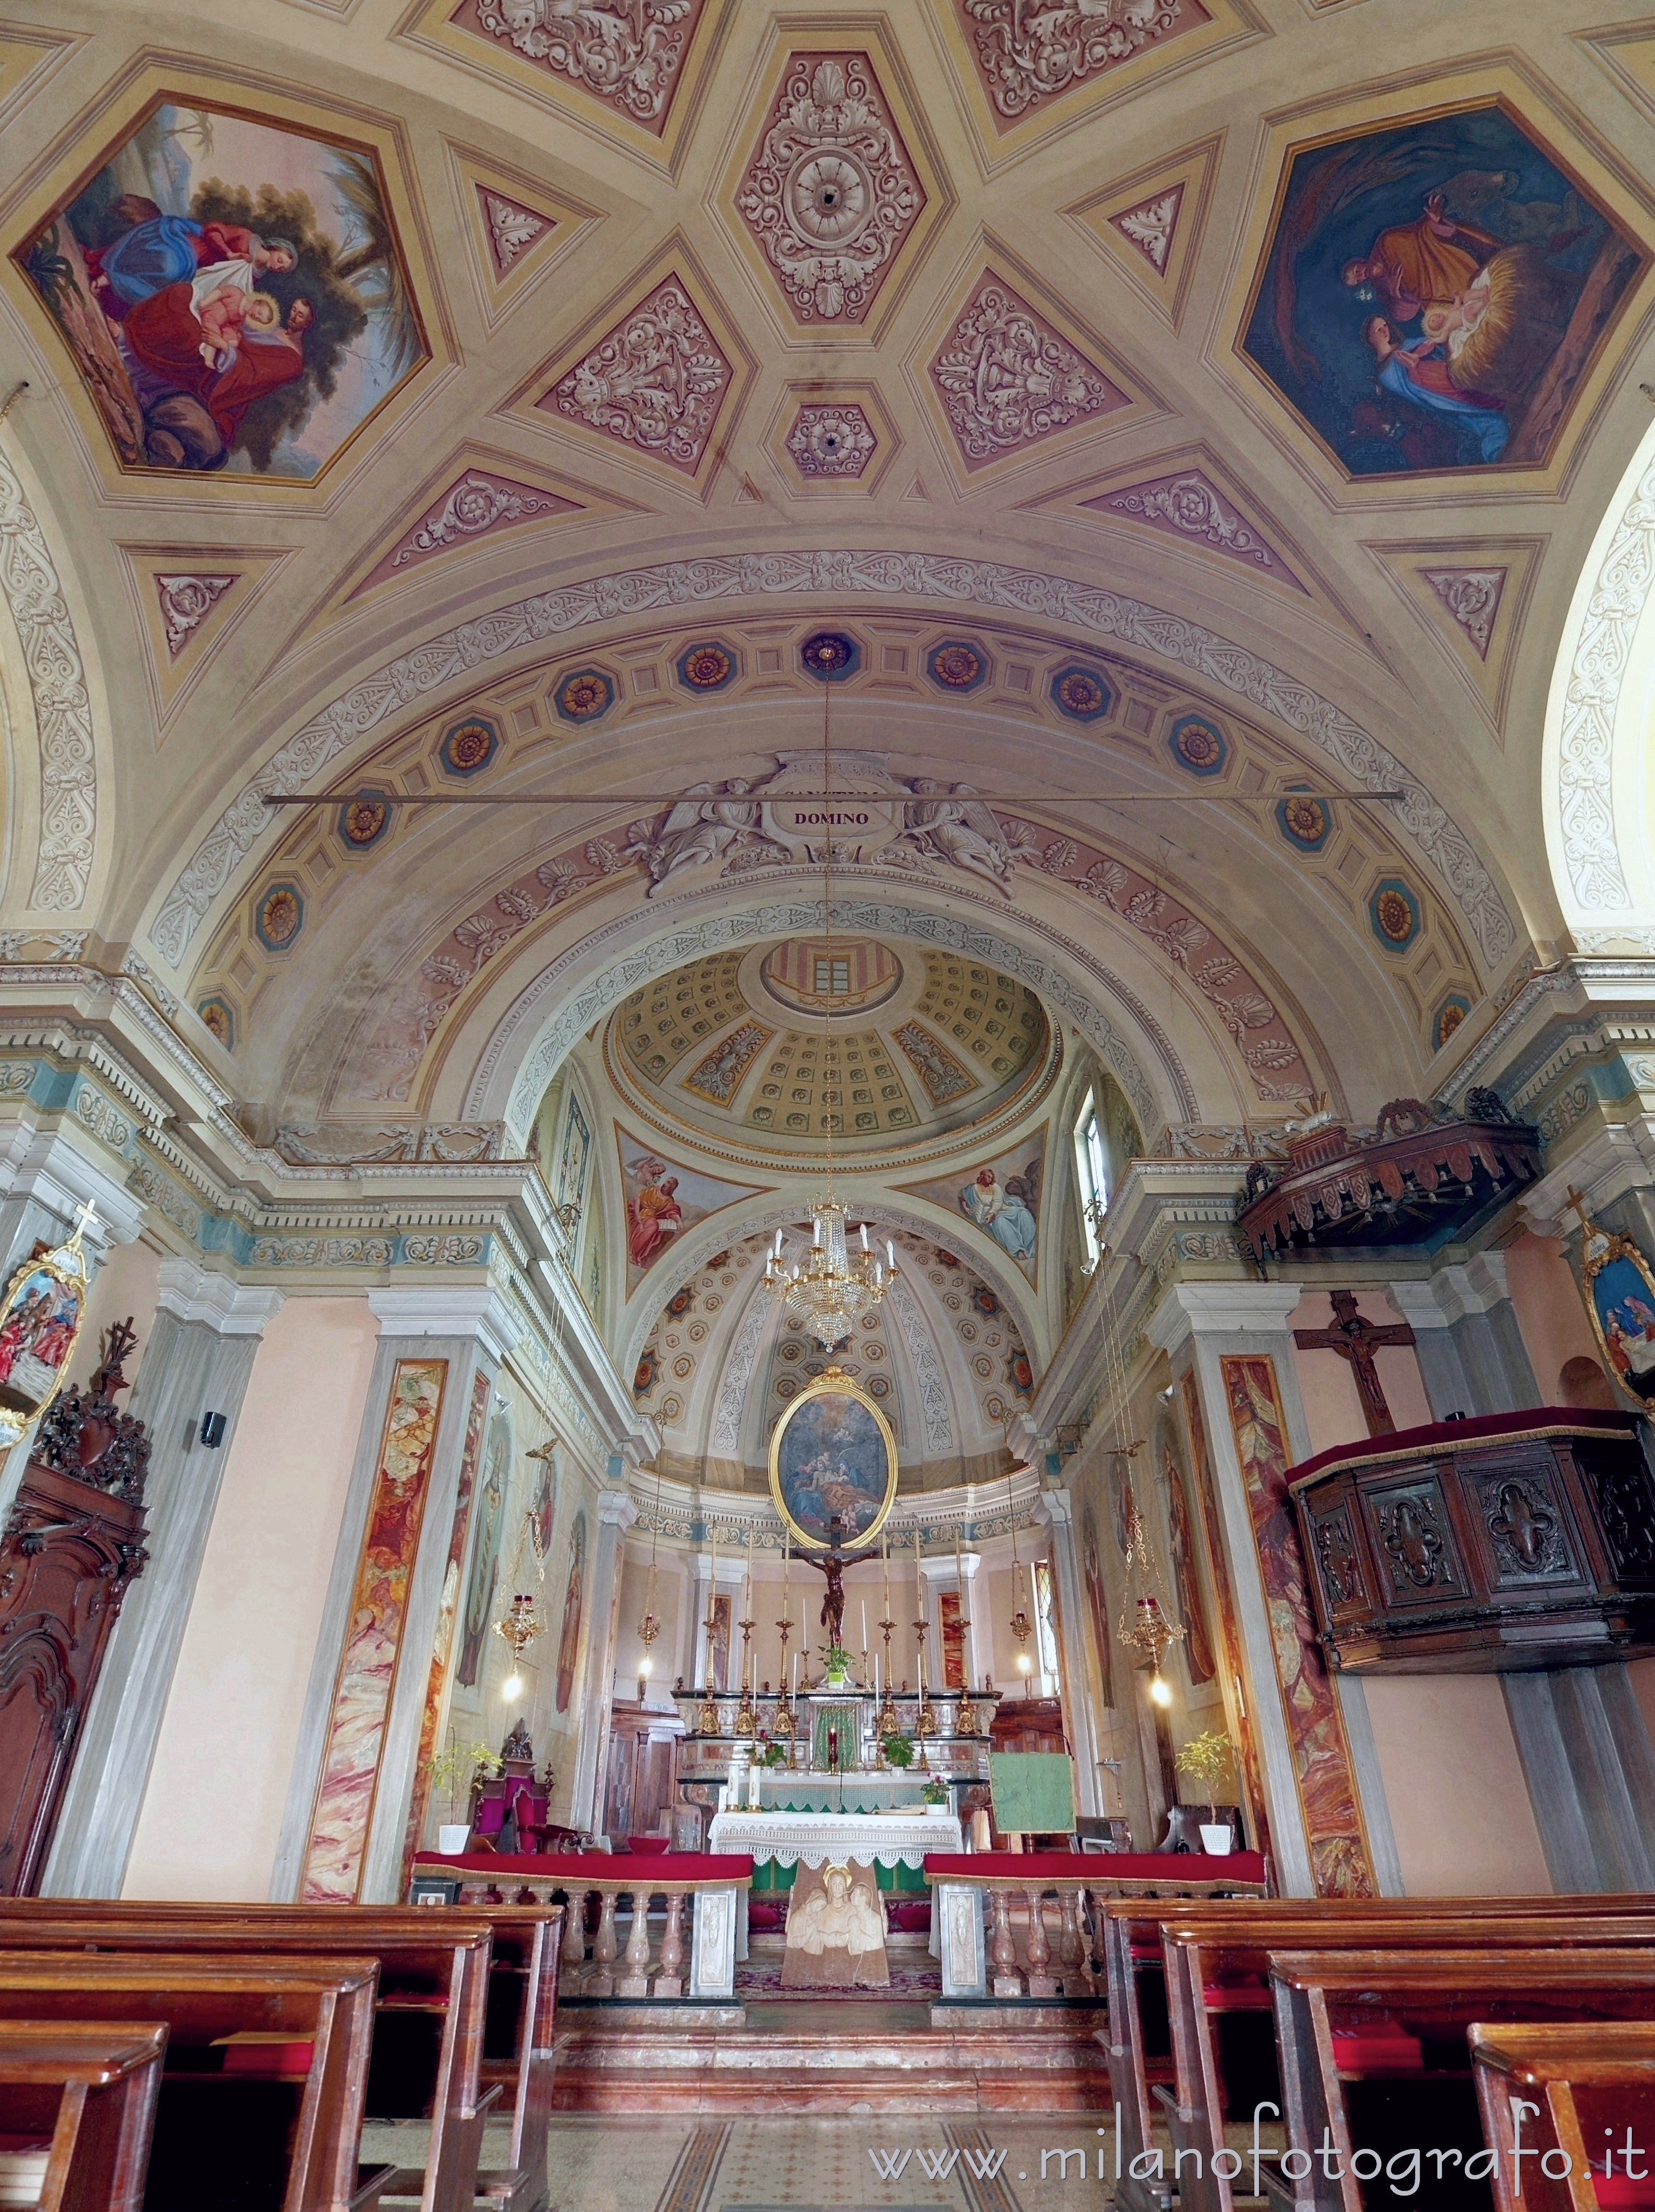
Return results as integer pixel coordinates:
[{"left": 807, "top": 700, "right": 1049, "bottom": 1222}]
[
  {"left": 65, "top": 1238, "right": 160, "bottom": 1393},
  {"left": 1286, "top": 1289, "right": 1433, "bottom": 1457},
  {"left": 1504, "top": 1231, "right": 1604, "bottom": 1403},
  {"left": 123, "top": 1297, "right": 380, "bottom": 1900},
  {"left": 1362, "top": 1675, "right": 1551, "bottom": 1895}
]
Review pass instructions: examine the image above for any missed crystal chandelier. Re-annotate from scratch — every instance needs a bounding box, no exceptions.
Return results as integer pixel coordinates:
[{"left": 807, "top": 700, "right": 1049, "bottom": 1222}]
[{"left": 761, "top": 674, "right": 896, "bottom": 1342}]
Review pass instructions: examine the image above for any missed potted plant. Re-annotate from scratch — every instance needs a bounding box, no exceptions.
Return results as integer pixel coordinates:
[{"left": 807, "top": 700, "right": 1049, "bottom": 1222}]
[
  {"left": 921, "top": 1776, "right": 950, "bottom": 1813},
  {"left": 426, "top": 1739, "right": 502, "bottom": 1855},
  {"left": 761, "top": 1740, "right": 789, "bottom": 1769},
  {"left": 1174, "top": 1728, "right": 1237, "bottom": 1854},
  {"left": 821, "top": 1642, "right": 854, "bottom": 1690},
  {"left": 884, "top": 1734, "right": 916, "bottom": 1770}
]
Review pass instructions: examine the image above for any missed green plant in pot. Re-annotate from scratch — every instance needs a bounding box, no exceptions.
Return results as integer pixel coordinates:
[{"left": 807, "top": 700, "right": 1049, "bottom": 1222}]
[
  {"left": 1174, "top": 1728, "right": 1237, "bottom": 1854},
  {"left": 761, "top": 1740, "right": 789, "bottom": 1769},
  {"left": 426, "top": 1739, "right": 502, "bottom": 1855},
  {"left": 884, "top": 1734, "right": 916, "bottom": 1770},
  {"left": 821, "top": 1642, "right": 854, "bottom": 1689},
  {"left": 921, "top": 1776, "right": 949, "bottom": 1808}
]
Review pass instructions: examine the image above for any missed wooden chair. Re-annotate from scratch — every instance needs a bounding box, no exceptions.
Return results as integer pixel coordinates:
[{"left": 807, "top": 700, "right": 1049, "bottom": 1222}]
[
  {"left": 1471, "top": 2020, "right": 1655, "bottom": 2212},
  {"left": 0, "top": 2022, "right": 168, "bottom": 2212},
  {"left": 1270, "top": 1947, "right": 1655, "bottom": 2212},
  {"left": 0, "top": 1902, "right": 562, "bottom": 2212},
  {"left": 0, "top": 1952, "right": 386, "bottom": 2212}
]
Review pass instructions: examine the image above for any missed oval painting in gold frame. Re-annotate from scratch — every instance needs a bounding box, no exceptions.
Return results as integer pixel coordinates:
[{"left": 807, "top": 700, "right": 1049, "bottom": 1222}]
[{"left": 768, "top": 1366, "right": 898, "bottom": 1552}]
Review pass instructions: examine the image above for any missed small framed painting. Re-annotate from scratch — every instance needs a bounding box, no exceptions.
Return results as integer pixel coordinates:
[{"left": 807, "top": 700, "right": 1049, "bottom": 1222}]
[
  {"left": 1579, "top": 1205, "right": 1655, "bottom": 1405},
  {"left": 769, "top": 1369, "right": 898, "bottom": 1552},
  {"left": 0, "top": 1232, "right": 90, "bottom": 1443}
]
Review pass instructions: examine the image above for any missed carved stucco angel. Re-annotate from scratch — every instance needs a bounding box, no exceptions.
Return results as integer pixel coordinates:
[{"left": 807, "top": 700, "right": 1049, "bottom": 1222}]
[{"left": 901, "top": 781, "right": 1017, "bottom": 895}]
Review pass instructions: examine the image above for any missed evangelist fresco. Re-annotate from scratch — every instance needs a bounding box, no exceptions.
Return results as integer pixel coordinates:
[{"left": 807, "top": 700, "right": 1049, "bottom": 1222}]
[
  {"left": 1243, "top": 103, "right": 1645, "bottom": 476},
  {"left": 899, "top": 1133, "right": 1044, "bottom": 1282},
  {"left": 769, "top": 1378, "right": 897, "bottom": 1550},
  {"left": 16, "top": 100, "right": 426, "bottom": 477},
  {"left": 456, "top": 1418, "right": 509, "bottom": 1689},
  {"left": 616, "top": 1126, "right": 762, "bottom": 1294}
]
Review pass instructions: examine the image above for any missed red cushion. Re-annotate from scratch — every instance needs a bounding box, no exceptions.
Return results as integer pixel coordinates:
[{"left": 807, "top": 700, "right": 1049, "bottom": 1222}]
[
  {"left": 417, "top": 1850, "right": 751, "bottom": 1881},
  {"left": 1331, "top": 2030, "right": 1422, "bottom": 2070},
  {"left": 1288, "top": 1404, "right": 1637, "bottom": 1485},
  {"left": 1592, "top": 2177, "right": 1655, "bottom": 2208},
  {"left": 924, "top": 1850, "right": 1266, "bottom": 1884},
  {"left": 885, "top": 1899, "right": 933, "bottom": 1933},
  {"left": 627, "top": 1836, "right": 674, "bottom": 1853}
]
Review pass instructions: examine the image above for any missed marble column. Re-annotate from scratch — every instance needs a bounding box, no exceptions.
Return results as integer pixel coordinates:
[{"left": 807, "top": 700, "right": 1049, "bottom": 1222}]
[
  {"left": 42, "top": 1260, "right": 284, "bottom": 1898},
  {"left": 1031, "top": 1492, "right": 1104, "bottom": 1817},
  {"left": 572, "top": 1489, "right": 639, "bottom": 1839},
  {"left": 917, "top": 1551, "right": 988, "bottom": 1700},
  {"left": 689, "top": 1551, "right": 750, "bottom": 1692},
  {"left": 1146, "top": 1281, "right": 1405, "bottom": 1898},
  {"left": 1388, "top": 1252, "right": 1539, "bottom": 1418},
  {"left": 1502, "top": 1666, "right": 1655, "bottom": 1894},
  {"left": 269, "top": 1286, "right": 517, "bottom": 1903}
]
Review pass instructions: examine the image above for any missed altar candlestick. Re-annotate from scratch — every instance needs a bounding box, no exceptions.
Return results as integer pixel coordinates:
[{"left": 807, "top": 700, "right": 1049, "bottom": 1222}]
[
  {"left": 792, "top": 1648, "right": 798, "bottom": 1693},
  {"left": 874, "top": 1651, "right": 880, "bottom": 1695},
  {"left": 882, "top": 1530, "right": 890, "bottom": 1615},
  {"left": 861, "top": 1601, "right": 867, "bottom": 1652}
]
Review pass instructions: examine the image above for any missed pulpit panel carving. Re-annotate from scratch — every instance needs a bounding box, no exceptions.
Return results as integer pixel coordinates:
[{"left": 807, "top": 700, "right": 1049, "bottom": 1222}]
[
  {"left": 1367, "top": 1480, "right": 1464, "bottom": 1602},
  {"left": 1579, "top": 1445, "right": 1655, "bottom": 1582},
  {"left": 1473, "top": 1470, "right": 1576, "bottom": 1584},
  {"left": 1310, "top": 1504, "right": 1368, "bottom": 1611}
]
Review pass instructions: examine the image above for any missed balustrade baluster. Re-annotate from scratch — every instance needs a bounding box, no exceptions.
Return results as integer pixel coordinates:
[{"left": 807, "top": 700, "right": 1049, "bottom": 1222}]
[
  {"left": 560, "top": 1889, "right": 588, "bottom": 1987},
  {"left": 990, "top": 1887, "right": 1021, "bottom": 1997},
  {"left": 1024, "top": 1887, "right": 1057, "bottom": 1996},
  {"left": 589, "top": 1889, "right": 620, "bottom": 1996},
  {"left": 656, "top": 1890, "right": 686, "bottom": 1996},
  {"left": 618, "top": 1883, "right": 654, "bottom": 1997}
]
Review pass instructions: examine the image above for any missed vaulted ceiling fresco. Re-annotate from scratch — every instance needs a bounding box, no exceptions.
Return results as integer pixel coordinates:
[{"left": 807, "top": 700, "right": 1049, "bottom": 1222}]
[{"left": 3, "top": 0, "right": 1654, "bottom": 1373}]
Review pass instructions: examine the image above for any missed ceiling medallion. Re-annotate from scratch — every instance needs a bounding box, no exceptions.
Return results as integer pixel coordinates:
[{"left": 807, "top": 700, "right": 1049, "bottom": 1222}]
[
  {"left": 736, "top": 55, "right": 924, "bottom": 323},
  {"left": 462, "top": 0, "right": 709, "bottom": 133},
  {"left": 954, "top": 0, "right": 1203, "bottom": 127},
  {"left": 786, "top": 403, "right": 878, "bottom": 478},
  {"left": 547, "top": 278, "right": 731, "bottom": 473}
]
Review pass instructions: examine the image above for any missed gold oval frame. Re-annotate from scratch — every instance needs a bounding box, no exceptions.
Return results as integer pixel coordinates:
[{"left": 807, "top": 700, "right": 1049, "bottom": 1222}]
[
  {"left": 0, "top": 1235, "right": 89, "bottom": 1444},
  {"left": 768, "top": 1366, "right": 898, "bottom": 1552}
]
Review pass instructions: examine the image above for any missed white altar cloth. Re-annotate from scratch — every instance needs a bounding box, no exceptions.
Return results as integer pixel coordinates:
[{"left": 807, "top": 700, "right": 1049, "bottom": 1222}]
[
  {"left": 707, "top": 1809, "right": 963, "bottom": 1962},
  {"left": 708, "top": 1809, "right": 962, "bottom": 1869}
]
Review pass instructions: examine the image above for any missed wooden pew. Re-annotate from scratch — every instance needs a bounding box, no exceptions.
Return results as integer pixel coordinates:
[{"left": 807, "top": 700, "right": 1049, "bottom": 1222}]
[
  {"left": 1471, "top": 2021, "right": 1655, "bottom": 2212},
  {"left": 1099, "top": 1898, "right": 1655, "bottom": 2212},
  {"left": 0, "top": 1904, "right": 561, "bottom": 2212},
  {"left": 0, "top": 2022, "right": 167, "bottom": 2212},
  {"left": 0, "top": 1952, "right": 385, "bottom": 2212},
  {"left": 1271, "top": 1948, "right": 1655, "bottom": 2212}
]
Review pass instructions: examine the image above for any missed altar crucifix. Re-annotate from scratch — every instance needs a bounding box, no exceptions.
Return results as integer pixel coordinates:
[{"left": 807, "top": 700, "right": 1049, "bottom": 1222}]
[
  {"left": 1294, "top": 1288, "right": 1416, "bottom": 1436},
  {"left": 800, "top": 1514, "right": 879, "bottom": 1652}
]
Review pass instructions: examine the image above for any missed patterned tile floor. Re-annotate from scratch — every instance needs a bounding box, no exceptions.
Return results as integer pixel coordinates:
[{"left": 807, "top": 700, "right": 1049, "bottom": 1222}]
[{"left": 364, "top": 2111, "right": 1211, "bottom": 2210}]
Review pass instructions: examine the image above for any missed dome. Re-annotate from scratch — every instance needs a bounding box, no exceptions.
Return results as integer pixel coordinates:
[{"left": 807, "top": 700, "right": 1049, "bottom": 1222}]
[{"left": 603, "top": 937, "right": 1053, "bottom": 1160}]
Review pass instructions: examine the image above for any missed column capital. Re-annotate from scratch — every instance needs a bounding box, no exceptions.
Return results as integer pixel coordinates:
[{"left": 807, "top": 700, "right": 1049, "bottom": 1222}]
[
  {"left": 367, "top": 1284, "right": 518, "bottom": 1361},
  {"left": 1033, "top": 1487, "right": 1076, "bottom": 1531},
  {"left": 155, "top": 1259, "right": 285, "bottom": 1336},
  {"left": 1147, "top": 1280, "right": 1305, "bottom": 1354},
  {"left": 597, "top": 1492, "right": 639, "bottom": 1532},
  {"left": 918, "top": 1553, "right": 979, "bottom": 1585},
  {"left": 0, "top": 1130, "right": 147, "bottom": 1251},
  {"left": 1385, "top": 1279, "right": 1452, "bottom": 1331}
]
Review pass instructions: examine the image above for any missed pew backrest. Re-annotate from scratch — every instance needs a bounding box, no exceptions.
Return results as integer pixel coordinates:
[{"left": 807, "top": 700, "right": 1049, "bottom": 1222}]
[{"left": 0, "top": 2022, "right": 168, "bottom": 2212}]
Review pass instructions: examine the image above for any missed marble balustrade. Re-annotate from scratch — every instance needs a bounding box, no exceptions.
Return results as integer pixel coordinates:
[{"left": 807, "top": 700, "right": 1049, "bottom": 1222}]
[{"left": 446, "top": 1871, "right": 742, "bottom": 2001}]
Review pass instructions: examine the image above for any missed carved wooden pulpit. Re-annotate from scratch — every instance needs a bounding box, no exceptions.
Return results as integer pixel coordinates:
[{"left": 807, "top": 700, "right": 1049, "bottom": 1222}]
[{"left": 0, "top": 1325, "right": 149, "bottom": 1895}]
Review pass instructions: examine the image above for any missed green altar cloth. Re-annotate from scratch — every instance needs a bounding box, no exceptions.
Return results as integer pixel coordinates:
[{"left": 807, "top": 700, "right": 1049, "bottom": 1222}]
[{"left": 988, "top": 1751, "right": 1075, "bottom": 1836}]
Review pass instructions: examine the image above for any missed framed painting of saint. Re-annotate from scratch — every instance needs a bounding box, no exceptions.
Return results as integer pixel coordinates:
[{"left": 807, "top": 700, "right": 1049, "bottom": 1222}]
[
  {"left": 1577, "top": 1202, "right": 1655, "bottom": 1406},
  {"left": 769, "top": 1371, "right": 897, "bottom": 1551},
  {"left": 0, "top": 1229, "right": 91, "bottom": 1443}
]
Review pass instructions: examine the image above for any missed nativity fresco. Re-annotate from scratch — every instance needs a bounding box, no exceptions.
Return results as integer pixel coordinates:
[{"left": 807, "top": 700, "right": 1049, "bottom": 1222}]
[
  {"left": 1242, "top": 102, "right": 1645, "bottom": 477},
  {"left": 15, "top": 99, "right": 427, "bottom": 478}
]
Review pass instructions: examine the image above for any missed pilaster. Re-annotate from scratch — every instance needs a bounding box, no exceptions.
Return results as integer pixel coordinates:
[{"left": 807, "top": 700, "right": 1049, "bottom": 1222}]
[
  {"left": 1387, "top": 1252, "right": 1539, "bottom": 1418},
  {"left": 1029, "top": 1493, "right": 1102, "bottom": 1816},
  {"left": 42, "top": 1262, "right": 285, "bottom": 1898},
  {"left": 574, "top": 1492, "right": 639, "bottom": 1838}
]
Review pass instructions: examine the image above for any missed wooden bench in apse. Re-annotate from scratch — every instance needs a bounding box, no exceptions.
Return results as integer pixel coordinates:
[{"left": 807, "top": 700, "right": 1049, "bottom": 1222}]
[
  {"left": 1268, "top": 1948, "right": 1655, "bottom": 2212},
  {"left": 0, "top": 1904, "right": 560, "bottom": 2212},
  {"left": 0, "top": 2023, "right": 167, "bottom": 2212},
  {"left": 0, "top": 1953, "right": 385, "bottom": 2212},
  {"left": 1471, "top": 2021, "right": 1655, "bottom": 2212}
]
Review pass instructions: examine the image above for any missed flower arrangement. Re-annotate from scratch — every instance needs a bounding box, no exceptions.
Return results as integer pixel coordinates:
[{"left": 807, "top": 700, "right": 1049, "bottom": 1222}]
[
  {"left": 921, "top": 1776, "right": 949, "bottom": 1805},
  {"left": 884, "top": 1734, "right": 916, "bottom": 1769},
  {"left": 761, "top": 1740, "right": 789, "bottom": 1768},
  {"left": 425, "top": 1740, "right": 503, "bottom": 1825},
  {"left": 1174, "top": 1729, "right": 1236, "bottom": 1823}
]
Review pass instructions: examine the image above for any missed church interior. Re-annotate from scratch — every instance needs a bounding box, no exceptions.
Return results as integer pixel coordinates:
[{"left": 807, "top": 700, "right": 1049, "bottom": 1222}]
[{"left": 8, "top": 0, "right": 1655, "bottom": 2204}]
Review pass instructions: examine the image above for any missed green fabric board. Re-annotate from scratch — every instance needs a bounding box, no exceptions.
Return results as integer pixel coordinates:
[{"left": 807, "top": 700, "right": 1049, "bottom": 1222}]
[
  {"left": 988, "top": 1751, "right": 1075, "bottom": 1835},
  {"left": 811, "top": 1703, "right": 862, "bottom": 1769},
  {"left": 749, "top": 1857, "right": 922, "bottom": 1893}
]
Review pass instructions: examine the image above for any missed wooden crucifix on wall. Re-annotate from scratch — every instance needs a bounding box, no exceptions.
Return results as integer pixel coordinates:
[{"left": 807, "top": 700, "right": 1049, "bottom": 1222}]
[{"left": 1294, "top": 1289, "right": 1416, "bottom": 1436}]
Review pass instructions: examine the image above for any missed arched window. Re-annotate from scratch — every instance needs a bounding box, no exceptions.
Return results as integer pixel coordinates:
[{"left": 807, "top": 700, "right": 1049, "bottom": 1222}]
[{"left": 1073, "top": 1088, "right": 1108, "bottom": 1272}]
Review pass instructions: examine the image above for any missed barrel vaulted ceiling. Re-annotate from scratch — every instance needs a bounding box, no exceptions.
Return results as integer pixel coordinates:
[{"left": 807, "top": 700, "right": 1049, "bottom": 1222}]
[{"left": 4, "top": 0, "right": 1655, "bottom": 1247}]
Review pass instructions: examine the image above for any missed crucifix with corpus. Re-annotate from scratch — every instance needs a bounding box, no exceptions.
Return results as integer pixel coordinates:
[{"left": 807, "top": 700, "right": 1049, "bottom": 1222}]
[
  {"left": 799, "top": 1514, "right": 880, "bottom": 1651},
  {"left": 1294, "top": 1288, "right": 1416, "bottom": 1436}
]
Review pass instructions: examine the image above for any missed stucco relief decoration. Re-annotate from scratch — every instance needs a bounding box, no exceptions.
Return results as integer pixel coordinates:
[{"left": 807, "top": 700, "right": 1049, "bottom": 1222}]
[
  {"left": 0, "top": 444, "right": 96, "bottom": 911},
  {"left": 1022, "top": 822, "right": 1311, "bottom": 1099},
  {"left": 1099, "top": 471, "right": 1304, "bottom": 589},
  {"left": 152, "top": 549, "right": 1513, "bottom": 971},
  {"left": 456, "top": 0, "right": 707, "bottom": 133},
  {"left": 1112, "top": 187, "right": 1182, "bottom": 271},
  {"left": 478, "top": 188, "right": 547, "bottom": 275},
  {"left": 930, "top": 280, "right": 1125, "bottom": 467},
  {"left": 546, "top": 278, "right": 730, "bottom": 472},
  {"left": 786, "top": 403, "right": 877, "bottom": 478},
  {"left": 954, "top": 0, "right": 1206, "bottom": 126},
  {"left": 393, "top": 473, "right": 571, "bottom": 568},
  {"left": 736, "top": 56, "right": 923, "bottom": 324},
  {"left": 155, "top": 573, "right": 235, "bottom": 655},
  {"left": 1422, "top": 567, "right": 1504, "bottom": 658}
]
